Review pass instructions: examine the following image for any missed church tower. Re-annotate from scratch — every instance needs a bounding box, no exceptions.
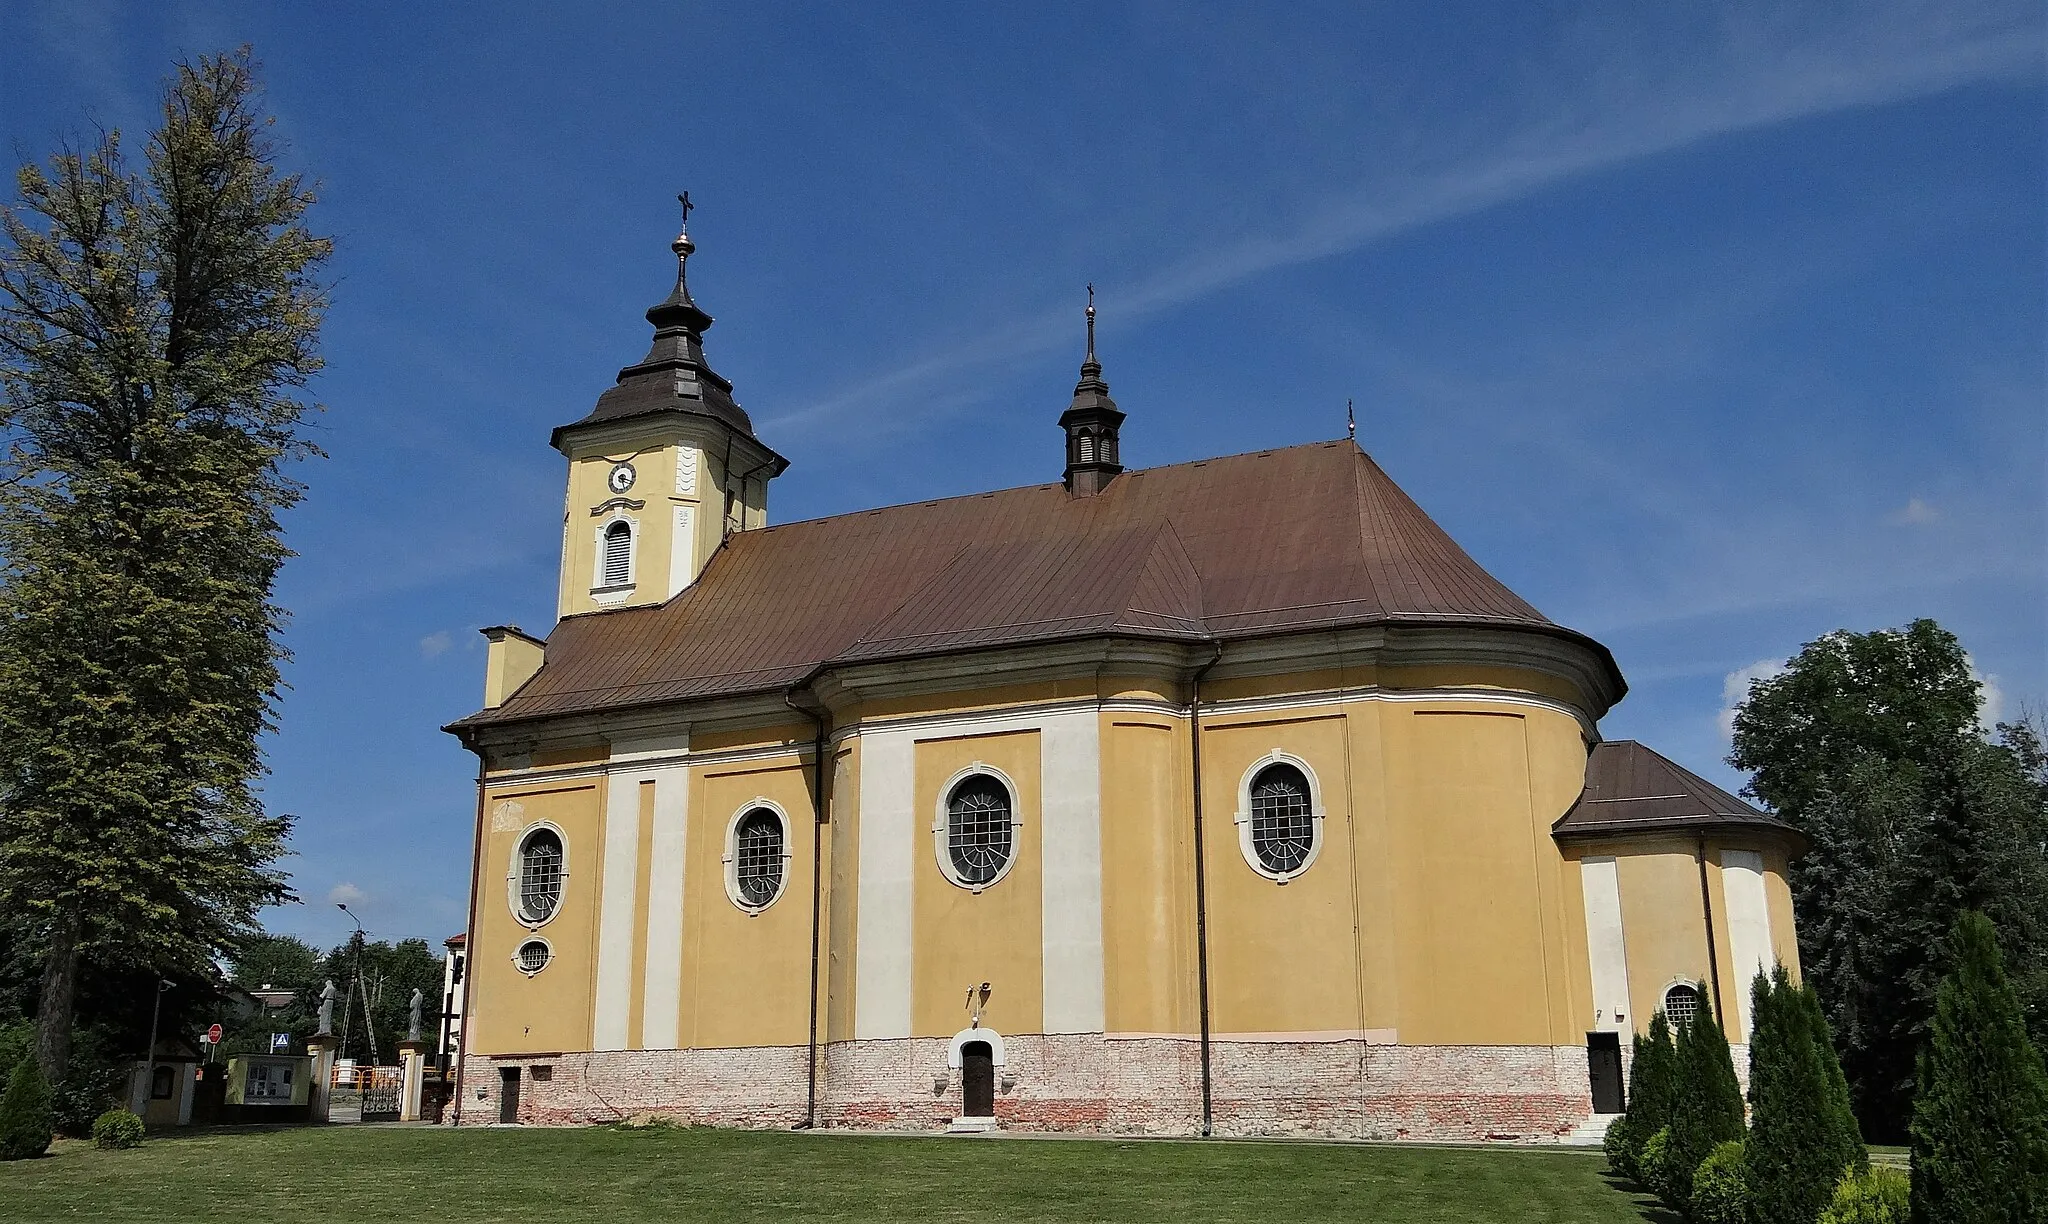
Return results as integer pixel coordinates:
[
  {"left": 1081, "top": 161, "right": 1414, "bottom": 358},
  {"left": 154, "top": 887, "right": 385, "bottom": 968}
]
[
  {"left": 550, "top": 200, "right": 789, "bottom": 618},
  {"left": 1060, "top": 286, "right": 1124, "bottom": 495}
]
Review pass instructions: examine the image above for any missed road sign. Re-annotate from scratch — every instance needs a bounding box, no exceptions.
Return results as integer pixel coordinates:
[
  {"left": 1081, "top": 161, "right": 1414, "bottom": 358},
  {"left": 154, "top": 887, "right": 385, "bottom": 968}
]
[
  {"left": 270, "top": 1032, "right": 290, "bottom": 1052},
  {"left": 204, "top": 1023, "right": 222, "bottom": 1044}
]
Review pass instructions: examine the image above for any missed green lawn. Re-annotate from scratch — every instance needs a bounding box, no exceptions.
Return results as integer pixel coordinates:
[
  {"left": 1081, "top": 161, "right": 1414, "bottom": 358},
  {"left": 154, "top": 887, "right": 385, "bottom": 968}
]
[{"left": 0, "top": 1125, "right": 1670, "bottom": 1223}]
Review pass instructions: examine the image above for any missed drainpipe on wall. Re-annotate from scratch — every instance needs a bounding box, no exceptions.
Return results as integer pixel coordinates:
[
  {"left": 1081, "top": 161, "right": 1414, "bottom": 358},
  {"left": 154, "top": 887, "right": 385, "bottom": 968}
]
[
  {"left": 1695, "top": 835, "right": 1724, "bottom": 1023},
  {"left": 450, "top": 754, "right": 489, "bottom": 1127},
  {"left": 1189, "top": 642, "right": 1225, "bottom": 1137},
  {"left": 786, "top": 687, "right": 831, "bottom": 1130}
]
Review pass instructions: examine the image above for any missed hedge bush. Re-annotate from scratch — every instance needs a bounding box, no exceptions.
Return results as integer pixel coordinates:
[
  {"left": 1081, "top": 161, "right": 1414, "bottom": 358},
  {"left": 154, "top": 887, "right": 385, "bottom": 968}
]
[
  {"left": 1689, "top": 1140, "right": 1747, "bottom": 1224},
  {"left": 1817, "top": 1166, "right": 1909, "bottom": 1224},
  {"left": 1638, "top": 1125, "right": 1680, "bottom": 1207},
  {"left": 0, "top": 1051, "right": 53, "bottom": 1160},
  {"left": 1608, "top": 1011, "right": 1679, "bottom": 1181},
  {"left": 1663, "top": 985, "right": 1745, "bottom": 1208},
  {"left": 90, "top": 1107, "right": 144, "bottom": 1149}
]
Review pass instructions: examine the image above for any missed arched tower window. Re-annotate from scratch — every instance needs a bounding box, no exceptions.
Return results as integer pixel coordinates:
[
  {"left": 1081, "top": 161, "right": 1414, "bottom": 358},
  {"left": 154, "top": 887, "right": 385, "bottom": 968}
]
[
  {"left": 1662, "top": 983, "right": 1702, "bottom": 1029},
  {"left": 1247, "top": 762, "right": 1316, "bottom": 874},
  {"left": 516, "top": 828, "right": 564, "bottom": 924},
  {"left": 945, "top": 773, "right": 1014, "bottom": 887},
  {"left": 601, "top": 520, "right": 633, "bottom": 587}
]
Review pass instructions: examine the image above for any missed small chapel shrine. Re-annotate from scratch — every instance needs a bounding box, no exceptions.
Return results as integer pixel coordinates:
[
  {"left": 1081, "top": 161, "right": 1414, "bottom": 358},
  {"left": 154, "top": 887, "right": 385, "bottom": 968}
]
[{"left": 444, "top": 209, "right": 1804, "bottom": 1139}]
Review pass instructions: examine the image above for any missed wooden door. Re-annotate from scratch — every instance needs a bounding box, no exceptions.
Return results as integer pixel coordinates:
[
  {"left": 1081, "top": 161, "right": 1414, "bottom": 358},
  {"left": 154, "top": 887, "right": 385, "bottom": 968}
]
[
  {"left": 961, "top": 1042, "right": 994, "bottom": 1118},
  {"left": 1587, "top": 1032, "right": 1624, "bottom": 1114},
  {"left": 498, "top": 1065, "right": 521, "bottom": 1124}
]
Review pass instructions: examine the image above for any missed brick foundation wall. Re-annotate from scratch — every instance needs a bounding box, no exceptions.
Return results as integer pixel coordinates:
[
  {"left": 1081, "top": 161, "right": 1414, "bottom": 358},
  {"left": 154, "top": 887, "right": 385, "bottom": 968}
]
[{"left": 460, "top": 1035, "right": 1608, "bottom": 1140}]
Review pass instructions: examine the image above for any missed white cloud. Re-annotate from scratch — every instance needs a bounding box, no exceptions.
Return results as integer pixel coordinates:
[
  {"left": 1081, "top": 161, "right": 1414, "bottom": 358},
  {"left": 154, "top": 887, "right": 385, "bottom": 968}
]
[
  {"left": 771, "top": 4, "right": 2040, "bottom": 434},
  {"left": 418, "top": 631, "right": 453, "bottom": 659},
  {"left": 1889, "top": 497, "right": 1940, "bottom": 525},
  {"left": 1719, "top": 657, "right": 1788, "bottom": 740},
  {"left": 327, "top": 882, "right": 368, "bottom": 907},
  {"left": 1966, "top": 653, "right": 2007, "bottom": 727}
]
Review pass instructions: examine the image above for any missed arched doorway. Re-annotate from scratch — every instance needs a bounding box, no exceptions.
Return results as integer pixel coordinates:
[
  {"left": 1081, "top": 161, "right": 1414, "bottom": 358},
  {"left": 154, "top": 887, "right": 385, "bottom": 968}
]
[{"left": 960, "top": 1040, "right": 994, "bottom": 1118}]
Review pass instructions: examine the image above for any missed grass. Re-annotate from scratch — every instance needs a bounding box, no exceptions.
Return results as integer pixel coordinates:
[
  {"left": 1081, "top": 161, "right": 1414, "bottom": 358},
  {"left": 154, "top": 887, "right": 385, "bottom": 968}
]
[{"left": 0, "top": 1124, "right": 1671, "bottom": 1223}]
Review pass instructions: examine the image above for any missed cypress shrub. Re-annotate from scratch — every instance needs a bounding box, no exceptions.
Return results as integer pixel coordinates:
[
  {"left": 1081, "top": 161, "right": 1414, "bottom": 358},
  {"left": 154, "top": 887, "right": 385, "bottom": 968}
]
[
  {"left": 1690, "top": 1138, "right": 1748, "bottom": 1224},
  {"left": 1908, "top": 911, "right": 2048, "bottom": 1223},
  {"left": 1748, "top": 965, "right": 1868, "bottom": 1224},
  {"left": 1664, "top": 983, "right": 1746, "bottom": 1207},
  {"left": 0, "top": 1051, "right": 54, "bottom": 1160},
  {"left": 1639, "top": 1125, "right": 1681, "bottom": 1207},
  {"left": 1817, "top": 1166, "right": 1909, "bottom": 1224},
  {"left": 1611, "top": 1012, "right": 1680, "bottom": 1180}
]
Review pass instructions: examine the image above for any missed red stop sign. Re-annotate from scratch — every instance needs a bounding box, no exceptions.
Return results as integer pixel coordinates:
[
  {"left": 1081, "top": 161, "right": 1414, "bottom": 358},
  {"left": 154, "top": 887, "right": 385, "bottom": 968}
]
[{"left": 205, "top": 1023, "right": 222, "bottom": 1044}]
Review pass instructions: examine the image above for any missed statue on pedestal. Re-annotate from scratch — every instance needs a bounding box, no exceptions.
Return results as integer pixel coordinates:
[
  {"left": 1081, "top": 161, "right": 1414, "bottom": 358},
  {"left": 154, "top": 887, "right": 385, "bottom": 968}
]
[{"left": 316, "top": 980, "right": 337, "bottom": 1037}]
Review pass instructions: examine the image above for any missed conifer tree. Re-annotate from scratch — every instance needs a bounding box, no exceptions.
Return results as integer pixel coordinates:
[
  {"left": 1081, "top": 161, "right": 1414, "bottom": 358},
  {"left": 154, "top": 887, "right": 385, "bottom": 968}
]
[
  {"left": 1614, "top": 1011, "right": 1680, "bottom": 1177},
  {"left": 0, "top": 48, "right": 326, "bottom": 1083},
  {"left": 0, "top": 1050, "right": 53, "bottom": 1159},
  {"left": 1666, "top": 984, "right": 1746, "bottom": 1206},
  {"left": 1909, "top": 911, "right": 2048, "bottom": 1223},
  {"left": 1748, "top": 966, "right": 1867, "bottom": 1224}
]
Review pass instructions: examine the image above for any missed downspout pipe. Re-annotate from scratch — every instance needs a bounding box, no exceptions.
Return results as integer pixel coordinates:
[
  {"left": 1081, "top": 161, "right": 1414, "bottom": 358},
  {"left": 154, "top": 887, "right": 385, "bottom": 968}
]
[
  {"left": 1695, "top": 835, "right": 1724, "bottom": 1022},
  {"left": 451, "top": 751, "right": 489, "bottom": 1126},
  {"left": 786, "top": 687, "right": 831, "bottom": 1130},
  {"left": 1189, "top": 642, "right": 1224, "bottom": 1137}
]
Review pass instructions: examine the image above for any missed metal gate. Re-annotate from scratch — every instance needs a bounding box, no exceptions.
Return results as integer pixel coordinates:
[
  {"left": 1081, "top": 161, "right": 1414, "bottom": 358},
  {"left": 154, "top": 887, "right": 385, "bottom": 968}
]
[{"left": 360, "top": 1066, "right": 403, "bottom": 1122}]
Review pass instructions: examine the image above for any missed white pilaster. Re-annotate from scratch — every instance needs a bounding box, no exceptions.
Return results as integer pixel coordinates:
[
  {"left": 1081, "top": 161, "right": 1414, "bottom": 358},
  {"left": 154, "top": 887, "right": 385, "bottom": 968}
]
[
  {"left": 640, "top": 763, "right": 690, "bottom": 1049},
  {"left": 854, "top": 728, "right": 916, "bottom": 1040},
  {"left": 668, "top": 505, "right": 696, "bottom": 597},
  {"left": 1579, "top": 855, "right": 1632, "bottom": 1033},
  {"left": 592, "top": 766, "right": 644, "bottom": 1051},
  {"left": 1039, "top": 709, "right": 1105, "bottom": 1033},
  {"left": 1720, "top": 849, "right": 1773, "bottom": 1039}
]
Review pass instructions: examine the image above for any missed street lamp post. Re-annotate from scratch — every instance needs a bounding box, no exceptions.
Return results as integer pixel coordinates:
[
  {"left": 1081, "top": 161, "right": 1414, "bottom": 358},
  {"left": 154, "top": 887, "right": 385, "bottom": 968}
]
[{"left": 139, "top": 978, "right": 173, "bottom": 1117}]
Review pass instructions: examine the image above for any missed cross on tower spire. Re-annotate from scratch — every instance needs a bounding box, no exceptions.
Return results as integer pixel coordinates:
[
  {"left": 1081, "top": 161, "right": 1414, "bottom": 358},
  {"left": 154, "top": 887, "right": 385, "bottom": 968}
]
[{"left": 1060, "top": 284, "right": 1125, "bottom": 496}]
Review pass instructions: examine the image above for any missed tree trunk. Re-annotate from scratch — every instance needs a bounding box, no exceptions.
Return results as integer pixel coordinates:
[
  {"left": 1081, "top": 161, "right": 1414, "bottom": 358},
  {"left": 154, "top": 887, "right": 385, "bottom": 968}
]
[{"left": 35, "top": 910, "right": 79, "bottom": 1084}]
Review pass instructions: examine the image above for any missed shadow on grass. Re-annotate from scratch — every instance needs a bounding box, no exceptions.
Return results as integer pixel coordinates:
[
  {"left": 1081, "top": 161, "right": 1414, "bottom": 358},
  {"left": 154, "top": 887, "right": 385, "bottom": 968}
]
[{"left": 1599, "top": 1171, "right": 1682, "bottom": 1223}]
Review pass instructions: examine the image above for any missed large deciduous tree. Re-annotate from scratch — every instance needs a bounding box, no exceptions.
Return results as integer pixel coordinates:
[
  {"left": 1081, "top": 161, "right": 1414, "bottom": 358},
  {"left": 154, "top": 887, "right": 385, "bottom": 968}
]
[
  {"left": 1729, "top": 619, "right": 2048, "bottom": 1139},
  {"left": 0, "top": 48, "right": 328, "bottom": 1084}
]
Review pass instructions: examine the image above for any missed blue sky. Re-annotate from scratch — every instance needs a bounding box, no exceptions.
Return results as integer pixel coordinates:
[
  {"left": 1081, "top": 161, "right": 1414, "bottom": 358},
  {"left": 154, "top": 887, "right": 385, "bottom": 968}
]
[{"left": 3, "top": 2, "right": 2041, "bottom": 953}]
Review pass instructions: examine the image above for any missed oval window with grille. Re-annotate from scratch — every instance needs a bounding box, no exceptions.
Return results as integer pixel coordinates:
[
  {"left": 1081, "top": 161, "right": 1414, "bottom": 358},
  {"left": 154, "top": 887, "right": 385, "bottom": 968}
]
[
  {"left": 515, "top": 939, "right": 552, "bottom": 975},
  {"left": 516, "top": 828, "right": 564, "bottom": 924},
  {"left": 944, "top": 773, "right": 1014, "bottom": 888},
  {"left": 729, "top": 807, "right": 788, "bottom": 911},
  {"left": 1242, "top": 760, "right": 1319, "bottom": 879},
  {"left": 1662, "top": 983, "right": 1702, "bottom": 1029}
]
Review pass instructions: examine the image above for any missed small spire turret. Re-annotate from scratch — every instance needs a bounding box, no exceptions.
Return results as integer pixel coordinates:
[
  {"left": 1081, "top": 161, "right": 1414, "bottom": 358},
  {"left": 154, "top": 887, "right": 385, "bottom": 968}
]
[{"left": 1060, "top": 284, "right": 1125, "bottom": 496}]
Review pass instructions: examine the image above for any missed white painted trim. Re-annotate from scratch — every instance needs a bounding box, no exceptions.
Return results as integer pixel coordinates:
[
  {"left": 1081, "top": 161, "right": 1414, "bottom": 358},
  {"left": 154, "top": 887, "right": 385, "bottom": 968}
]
[
  {"left": 591, "top": 511, "right": 637, "bottom": 594},
  {"left": 1579, "top": 856, "right": 1632, "bottom": 1033},
  {"left": 639, "top": 765, "right": 689, "bottom": 1050},
  {"left": 667, "top": 504, "right": 696, "bottom": 598},
  {"left": 1233, "top": 750, "right": 1326, "bottom": 884},
  {"left": 505, "top": 822, "right": 570, "bottom": 928},
  {"left": 674, "top": 446, "right": 698, "bottom": 496},
  {"left": 946, "top": 1026, "right": 1007, "bottom": 1069},
  {"left": 1720, "top": 848, "right": 1772, "bottom": 1039},
  {"left": 1039, "top": 708, "right": 1105, "bottom": 1034},
  {"left": 591, "top": 772, "right": 643, "bottom": 1051},
  {"left": 932, "top": 763, "right": 1024, "bottom": 893},
  {"left": 511, "top": 936, "right": 553, "bottom": 976},
  {"left": 853, "top": 728, "right": 916, "bottom": 1040},
  {"left": 722, "top": 798, "right": 795, "bottom": 915}
]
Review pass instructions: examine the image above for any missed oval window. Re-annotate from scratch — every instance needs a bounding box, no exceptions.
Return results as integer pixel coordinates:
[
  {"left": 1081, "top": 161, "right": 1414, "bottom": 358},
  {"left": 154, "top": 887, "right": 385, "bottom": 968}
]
[
  {"left": 517, "top": 828, "right": 564, "bottom": 924},
  {"left": 946, "top": 774, "right": 1013, "bottom": 887},
  {"left": 1662, "top": 983, "right": 1702, "bottom": 1029},
  {"left": 515, "top": 939, "right": 552, "bottom": 975},
  {"left": 1248, "top": 762, "right": 1315, "bottom": 875},
  {"left": 732, "top": 808, "right": 786, "bottom": 908}
]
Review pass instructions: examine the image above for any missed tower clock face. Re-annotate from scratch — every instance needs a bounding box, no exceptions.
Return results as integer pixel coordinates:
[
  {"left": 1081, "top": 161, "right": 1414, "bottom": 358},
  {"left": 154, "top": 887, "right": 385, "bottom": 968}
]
[{"left": 607, "top": 462, "right": 637, "bottom": 494}]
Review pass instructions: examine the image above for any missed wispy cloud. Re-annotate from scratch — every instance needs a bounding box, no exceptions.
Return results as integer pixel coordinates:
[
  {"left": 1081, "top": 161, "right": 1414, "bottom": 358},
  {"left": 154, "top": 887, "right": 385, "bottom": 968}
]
[
  {"left": 1889, "top": 497, "right": 1940, "bottom": 525},
  {"left": 418, "top": 630, "right": 453, "bottom": 659},
  {"left": 767, "top": 3, "right": 2038, "bottom": 434},
  {"left": 327, "top": 881, "right": 368, "bottom": 907},
  {"left": 1718, "top": 657, "right": 1788, "bottom": 740}
]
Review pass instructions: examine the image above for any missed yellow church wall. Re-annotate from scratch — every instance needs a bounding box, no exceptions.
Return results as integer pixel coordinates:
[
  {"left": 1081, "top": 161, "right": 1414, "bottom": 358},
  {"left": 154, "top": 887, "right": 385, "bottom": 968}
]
[
  {"left": 1098, "top": 716, "right": 1197, "bottom": 1036},
  {"left": 1380, "top": 707, "right": 1570, "bottom": 1045},
  {"left": 469, "top": 779, "right": 605, "bottom": 1055},
  {"left": 910, "top": 730, "right": 1044, "bottom": 1038},
  {"left": 1199, "top": 712, "right": 1364, "bottom": 1037},
  {"left": 824, "top": 743, "right": 860, "bottom": 1043},
  {"left": 1610, "top": 839, "right": 1715, "bottom": 1029},
  {"left": 677, "top": 757, "right": 817, "bottom": 1049},
  {"left": 1763, "top": 846, "right": 1802, "bottom": 979},
  {"left": 1340, "top": 699, "right": 1403, "bottom": 1035}
]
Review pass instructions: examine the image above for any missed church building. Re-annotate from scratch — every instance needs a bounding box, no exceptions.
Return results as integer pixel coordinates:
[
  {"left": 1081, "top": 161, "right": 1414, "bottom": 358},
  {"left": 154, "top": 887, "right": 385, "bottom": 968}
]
[{"left": 444, "top": 213, "right": 1805, "bottom": 1139}]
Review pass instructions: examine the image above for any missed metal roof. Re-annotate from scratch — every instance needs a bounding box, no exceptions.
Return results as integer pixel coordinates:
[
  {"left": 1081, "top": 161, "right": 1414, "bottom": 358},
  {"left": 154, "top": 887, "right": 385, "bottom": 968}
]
[
  {"left": 1554, "top": 740, "right": 1802, "bottom": 844},
  {"left": 453, "top": 440, "right": 1623, "bottom": 730}
]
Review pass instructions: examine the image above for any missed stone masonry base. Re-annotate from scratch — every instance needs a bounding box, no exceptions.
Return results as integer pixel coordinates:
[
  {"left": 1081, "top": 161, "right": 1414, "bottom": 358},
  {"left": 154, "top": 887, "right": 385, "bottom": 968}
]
[{"left": 460, "top": 1035, "right": 1612, "bottom": 1141}]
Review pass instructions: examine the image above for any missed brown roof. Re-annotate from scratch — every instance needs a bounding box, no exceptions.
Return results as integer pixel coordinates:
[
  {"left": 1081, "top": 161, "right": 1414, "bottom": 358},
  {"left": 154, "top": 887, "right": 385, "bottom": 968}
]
[
  {"left": 1554, "top": 740, "right": 1802, "bottom": 844},
  {"left": 454, "top": 440, "right": 1623, "bottom": 729}
]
